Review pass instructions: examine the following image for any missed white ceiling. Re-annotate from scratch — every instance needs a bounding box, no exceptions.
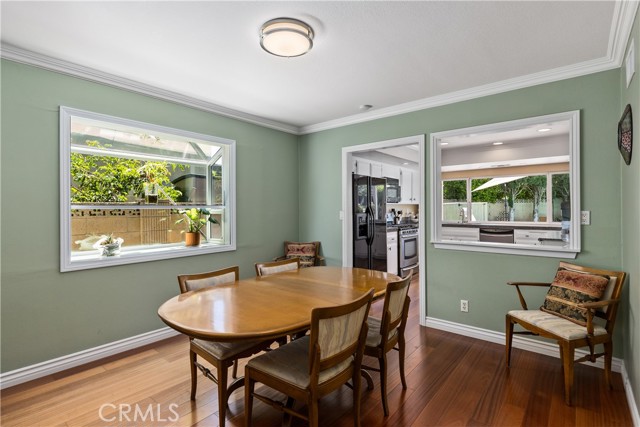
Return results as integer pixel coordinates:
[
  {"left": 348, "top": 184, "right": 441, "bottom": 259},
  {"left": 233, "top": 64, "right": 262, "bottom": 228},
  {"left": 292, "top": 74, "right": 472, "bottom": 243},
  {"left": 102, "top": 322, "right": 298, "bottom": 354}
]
[{"left": 1, "top": 1, "right": 637, "bottom": 135}]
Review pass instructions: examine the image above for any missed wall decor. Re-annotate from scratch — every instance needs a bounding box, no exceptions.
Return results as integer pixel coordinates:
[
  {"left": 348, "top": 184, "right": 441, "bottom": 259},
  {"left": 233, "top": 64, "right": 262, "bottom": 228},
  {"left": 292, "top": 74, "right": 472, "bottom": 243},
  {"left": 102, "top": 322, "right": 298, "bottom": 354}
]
[{"left": 618, "top": 104, "right": 633, "bottom": 165}]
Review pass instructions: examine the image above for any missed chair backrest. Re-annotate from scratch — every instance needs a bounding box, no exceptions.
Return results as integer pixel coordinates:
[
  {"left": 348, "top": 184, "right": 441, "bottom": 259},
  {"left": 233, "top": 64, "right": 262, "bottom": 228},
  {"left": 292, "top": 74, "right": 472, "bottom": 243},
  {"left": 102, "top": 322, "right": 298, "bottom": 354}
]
[
  {"left": 255, "top": 257, "right": 300, "bottom": 277},
  {"left": 379, "top": 272, "right": 412, "bottom": 343},
  {"left": 557, "top": 262, "right": 626, "bottom": 326},
  {"left": 177, "top": 266, "right": 239, "bottom": 294},
  {"left": 308, "top": 289, "right": 374, "bottom": 381},
  {"left": 283, "top": 241, "right": 320, "bottom": 268}
]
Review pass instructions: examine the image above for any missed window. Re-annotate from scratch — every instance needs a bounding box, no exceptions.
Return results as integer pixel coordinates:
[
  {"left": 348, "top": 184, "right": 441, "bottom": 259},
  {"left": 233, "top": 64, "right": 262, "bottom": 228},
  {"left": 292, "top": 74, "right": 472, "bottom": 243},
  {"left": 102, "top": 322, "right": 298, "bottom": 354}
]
[
  {"left": 430, "top": 111, "right": 580, "bottom": 258},
  {"left": 60, "top": 107, "right": 236, "bottom": 271}
]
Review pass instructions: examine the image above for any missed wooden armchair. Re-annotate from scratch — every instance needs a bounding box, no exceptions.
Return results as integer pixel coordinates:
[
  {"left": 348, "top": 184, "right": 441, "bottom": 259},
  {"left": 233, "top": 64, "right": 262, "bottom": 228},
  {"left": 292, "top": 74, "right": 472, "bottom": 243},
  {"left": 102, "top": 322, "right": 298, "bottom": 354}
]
[
  {"left": 274, "top": 241, "right": 324, "bottom": 268},
  {"left": 505, "top": 261, "right": 626, "bottom": 405},
  {"left": 177, "top": 267, "right": 274, "bottom": 427},
  {"left": 244, "top": 289, "right": 374, "bottom": 427}
]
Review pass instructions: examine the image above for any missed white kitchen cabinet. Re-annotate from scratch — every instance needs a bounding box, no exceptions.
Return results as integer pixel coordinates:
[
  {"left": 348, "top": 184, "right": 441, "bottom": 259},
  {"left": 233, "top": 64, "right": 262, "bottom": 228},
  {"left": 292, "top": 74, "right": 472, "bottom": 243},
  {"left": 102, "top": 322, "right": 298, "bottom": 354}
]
[
  {"left": 382, "top": 164, "right": 400, "bottom": 179},
  {"left": 370, "top": 162, "right": 383, "bottom": 178},
  {"left": 400, "top": 168, "right": 420, "bottom": 203},
  {"left": 440, "top": 227, "right": 480, "bottom": 242},
  {"left": 353, "top": 157, "right": 383, "bottom": 177},
  {"left": 387, "top": 231, "right": 398, "bottom": 275}
]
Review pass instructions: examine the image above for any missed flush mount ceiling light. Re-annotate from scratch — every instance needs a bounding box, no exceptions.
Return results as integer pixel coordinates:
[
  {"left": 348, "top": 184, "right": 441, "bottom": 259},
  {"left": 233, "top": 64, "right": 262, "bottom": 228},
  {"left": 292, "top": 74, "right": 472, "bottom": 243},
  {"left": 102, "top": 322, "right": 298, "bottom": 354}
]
[{"left": 260, "top": 18, "right": 314, "bottom": 57}]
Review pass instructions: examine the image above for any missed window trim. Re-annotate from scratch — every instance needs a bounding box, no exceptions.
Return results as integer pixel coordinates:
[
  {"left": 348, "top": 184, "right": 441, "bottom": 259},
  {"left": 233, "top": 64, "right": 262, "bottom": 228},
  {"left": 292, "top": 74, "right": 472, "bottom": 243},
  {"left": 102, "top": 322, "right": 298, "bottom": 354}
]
[
  {"left": 60, "top": 106, "right": 236, "bottom": 272},
  {"left": 429, "top": 110, "right": 580, "bottom": 259}
]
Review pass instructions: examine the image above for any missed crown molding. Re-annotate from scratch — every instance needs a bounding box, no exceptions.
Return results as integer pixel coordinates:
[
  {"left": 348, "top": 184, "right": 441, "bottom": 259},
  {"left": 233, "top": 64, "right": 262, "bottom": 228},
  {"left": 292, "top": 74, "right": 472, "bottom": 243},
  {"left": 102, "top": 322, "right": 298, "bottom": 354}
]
[
  {"left": 2, "top": 0, "right": 637, "bottom": 137},
  {"left": 0, "top": 43, "right": 300, "bottom": 135},
  {"left": 300, "top": 1, "right": 639, "bottom": 135}
]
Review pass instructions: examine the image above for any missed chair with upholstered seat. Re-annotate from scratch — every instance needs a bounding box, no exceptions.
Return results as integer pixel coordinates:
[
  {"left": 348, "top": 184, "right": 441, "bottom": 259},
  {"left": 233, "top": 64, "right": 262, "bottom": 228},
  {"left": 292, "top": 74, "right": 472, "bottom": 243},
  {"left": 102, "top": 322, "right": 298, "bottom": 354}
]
[
  {"left": 255, "top": 257, "right": 300, "bottom": 277},
  {"left": 361, "top": 272, "right": 412, "bottom": 416},
  {"left": 505, "top": 261, "right": 626, "bottom": 405},
  {"left": 274, "top": 241, "right": 324, "bottom": 268},
  {"left": 177, "top": 266, "right": 273, "bottom": 427},
  {"left": 244, "top": 289, "right": 374, "bottom": 427}
]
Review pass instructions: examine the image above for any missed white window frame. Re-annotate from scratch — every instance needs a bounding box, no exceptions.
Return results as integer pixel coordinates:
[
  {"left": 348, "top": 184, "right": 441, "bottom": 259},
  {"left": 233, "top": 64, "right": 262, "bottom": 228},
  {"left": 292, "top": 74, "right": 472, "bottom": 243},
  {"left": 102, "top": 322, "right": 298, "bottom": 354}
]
[{"left": 60, "top": 106, "right": 236, "bottom": 272}]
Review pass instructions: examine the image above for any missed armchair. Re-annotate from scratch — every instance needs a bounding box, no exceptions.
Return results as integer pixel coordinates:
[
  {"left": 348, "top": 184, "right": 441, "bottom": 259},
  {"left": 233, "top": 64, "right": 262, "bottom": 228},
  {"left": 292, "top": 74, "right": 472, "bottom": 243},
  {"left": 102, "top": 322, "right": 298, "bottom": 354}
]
[{"left": 274, "top": 241, "right": 324, "bottom": 268}]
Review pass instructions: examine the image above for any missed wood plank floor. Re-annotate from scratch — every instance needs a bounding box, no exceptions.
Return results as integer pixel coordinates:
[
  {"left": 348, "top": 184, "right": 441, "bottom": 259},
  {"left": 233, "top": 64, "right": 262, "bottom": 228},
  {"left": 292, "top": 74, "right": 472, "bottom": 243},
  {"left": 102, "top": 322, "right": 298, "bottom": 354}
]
[{"left": 1, "top": 274, "right": 633, "bottom": 426}]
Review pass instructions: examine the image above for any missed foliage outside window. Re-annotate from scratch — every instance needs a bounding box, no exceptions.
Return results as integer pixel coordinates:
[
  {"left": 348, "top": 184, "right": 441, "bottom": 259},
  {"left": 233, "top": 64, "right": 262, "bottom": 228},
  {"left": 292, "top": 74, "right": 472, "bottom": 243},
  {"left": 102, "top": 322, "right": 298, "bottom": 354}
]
[{"left": 60, "top": 107, "right": 236, "bottom": 271}]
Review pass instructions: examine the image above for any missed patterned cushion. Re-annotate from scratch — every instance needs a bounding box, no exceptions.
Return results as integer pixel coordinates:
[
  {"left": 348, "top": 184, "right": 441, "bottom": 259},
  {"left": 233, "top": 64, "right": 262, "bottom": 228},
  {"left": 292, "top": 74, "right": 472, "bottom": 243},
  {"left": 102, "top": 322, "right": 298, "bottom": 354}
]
[
  {"left": 285, "top": 241, "right": 318, "bottom": 268},
  {"left": 540, "top": 267, "right": 610, "bottom": 326}
]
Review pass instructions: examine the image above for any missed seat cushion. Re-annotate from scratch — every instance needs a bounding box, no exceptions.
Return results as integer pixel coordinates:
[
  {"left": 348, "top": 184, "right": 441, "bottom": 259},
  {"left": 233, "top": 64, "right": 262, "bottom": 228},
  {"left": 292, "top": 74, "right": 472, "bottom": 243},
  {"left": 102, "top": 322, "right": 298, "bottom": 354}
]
[
  {"left": 540, "top": 267, "right": 610, "bottom": 325},
  {"left": 247, "top": 336, "right": 353, "bottom": 388},
  {"left": 285, "top": 241, "right": 318, "bottom": 268},
  {"left": 508, "top": 310, "right": 607, "bottom": 340},
  {"left": 365, "top": 316, "right": 398, "bottom": 348},
  {"left": 192, "top": 338, "right": 267, "bottom": 360},
  {"left": 259, "top": 262, "right": 298, "bottom": 276}
]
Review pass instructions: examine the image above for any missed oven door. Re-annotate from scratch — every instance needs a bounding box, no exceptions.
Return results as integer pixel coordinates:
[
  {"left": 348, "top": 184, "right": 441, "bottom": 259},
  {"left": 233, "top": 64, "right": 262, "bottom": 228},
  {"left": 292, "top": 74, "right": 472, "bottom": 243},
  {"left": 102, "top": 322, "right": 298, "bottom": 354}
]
[{"left": 399, "top": 232, "right": 419, "bottom": 269}]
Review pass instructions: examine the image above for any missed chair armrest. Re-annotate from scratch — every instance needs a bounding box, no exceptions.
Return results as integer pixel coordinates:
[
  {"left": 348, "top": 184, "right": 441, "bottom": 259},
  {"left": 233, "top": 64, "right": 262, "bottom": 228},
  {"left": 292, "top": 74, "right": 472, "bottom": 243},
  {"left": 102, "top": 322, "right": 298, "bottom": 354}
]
[
  {"left": 507, "top": 282, "right": 551, "bottom": 310},
  {"left": 315, "top": 255, "right": 325, "bottom": 266},
  {"left": 578, "top": 298, "right": 619, "bottom": 335},
  {"left": 507, "top": 282, "right": 552, "bottom": 287}
]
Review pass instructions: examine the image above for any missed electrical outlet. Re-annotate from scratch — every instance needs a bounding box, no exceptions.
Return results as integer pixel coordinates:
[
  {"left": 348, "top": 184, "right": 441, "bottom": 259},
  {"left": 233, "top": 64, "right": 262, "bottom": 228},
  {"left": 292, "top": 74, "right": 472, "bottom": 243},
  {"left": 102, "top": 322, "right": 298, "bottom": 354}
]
[
  {"left": 460, "top": 300, "right": 469, "bottom": 313},
  {"left": 581, "top": 210, "right": 591, "bottom": 225}
]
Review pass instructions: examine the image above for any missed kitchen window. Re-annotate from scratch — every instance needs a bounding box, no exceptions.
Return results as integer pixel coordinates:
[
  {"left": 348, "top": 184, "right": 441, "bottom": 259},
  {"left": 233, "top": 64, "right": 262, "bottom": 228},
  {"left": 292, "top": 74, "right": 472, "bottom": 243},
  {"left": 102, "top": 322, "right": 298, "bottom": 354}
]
[{"left": 60, "top": 107, "right": 236, "bottom": 272}]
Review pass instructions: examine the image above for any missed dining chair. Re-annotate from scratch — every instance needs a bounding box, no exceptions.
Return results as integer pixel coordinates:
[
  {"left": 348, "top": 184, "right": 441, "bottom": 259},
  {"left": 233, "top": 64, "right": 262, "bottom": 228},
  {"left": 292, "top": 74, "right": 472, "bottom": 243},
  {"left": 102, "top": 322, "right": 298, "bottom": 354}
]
[
  {"left": 244, "top": 289, "right": 374, "bottom": 427},
  {"left": 177, "top": 266, "right": 273, "bottom": 427},
  {"left": 361, "top": 272, "right": 412, "bottom": 416},
  {"left": 254, "top": 257, "right": 300, "bottom": 276},
  {"left": 273, "top": 241, "right": 325, "bottom": 267},
  {"left": 505, "top": 261, "right": 627, "bottom": 405}
]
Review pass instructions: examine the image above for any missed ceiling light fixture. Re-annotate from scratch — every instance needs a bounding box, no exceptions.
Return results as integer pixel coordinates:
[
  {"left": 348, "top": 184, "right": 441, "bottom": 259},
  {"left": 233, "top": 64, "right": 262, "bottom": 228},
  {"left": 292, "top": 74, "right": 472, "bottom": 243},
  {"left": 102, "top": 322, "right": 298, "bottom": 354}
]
[
  {"left": 538, "top": 128, "right": 551, "bottom": 132},
  {"left": 260, "top": 18, "right": 314, "bottom": 57},
  {"left": 492, "top": 141, "right": 504, "bottom": 145}
]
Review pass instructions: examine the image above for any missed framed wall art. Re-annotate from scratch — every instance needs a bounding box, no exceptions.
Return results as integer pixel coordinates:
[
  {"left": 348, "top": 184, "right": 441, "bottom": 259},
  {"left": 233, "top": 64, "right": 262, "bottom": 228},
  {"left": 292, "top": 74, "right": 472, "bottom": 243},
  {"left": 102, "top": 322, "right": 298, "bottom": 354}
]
[{"left": 618, "top": 104, "right": 633, "bottom": 165}]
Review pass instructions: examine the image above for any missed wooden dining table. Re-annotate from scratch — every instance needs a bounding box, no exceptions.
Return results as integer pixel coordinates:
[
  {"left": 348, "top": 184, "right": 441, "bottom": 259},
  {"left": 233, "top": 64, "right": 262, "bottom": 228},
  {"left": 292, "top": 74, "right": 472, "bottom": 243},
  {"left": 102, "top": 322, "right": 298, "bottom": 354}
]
[{"left": 158, "top": 266, "right": 400, "bottom": 343}]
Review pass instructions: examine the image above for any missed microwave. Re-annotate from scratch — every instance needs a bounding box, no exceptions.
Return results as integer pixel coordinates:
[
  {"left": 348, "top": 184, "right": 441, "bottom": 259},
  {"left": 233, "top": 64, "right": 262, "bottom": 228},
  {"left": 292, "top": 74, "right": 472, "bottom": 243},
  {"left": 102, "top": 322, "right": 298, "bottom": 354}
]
[{"left": 386, "top": 178, "right": 401, "bottom": 203}]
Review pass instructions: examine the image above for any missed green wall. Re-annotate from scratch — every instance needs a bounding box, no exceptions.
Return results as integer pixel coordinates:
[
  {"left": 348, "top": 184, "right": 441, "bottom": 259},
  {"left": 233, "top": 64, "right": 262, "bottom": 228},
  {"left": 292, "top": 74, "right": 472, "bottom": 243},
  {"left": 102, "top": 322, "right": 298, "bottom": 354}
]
[
  {"left": 0, "top": 60, "right": 300, "bottom": 371},
  {"left": 620, "top": 6, "right": 640, "bottom": 415},
  {"left": 299, "top": 70, "right": 627, "bottom": 352}
]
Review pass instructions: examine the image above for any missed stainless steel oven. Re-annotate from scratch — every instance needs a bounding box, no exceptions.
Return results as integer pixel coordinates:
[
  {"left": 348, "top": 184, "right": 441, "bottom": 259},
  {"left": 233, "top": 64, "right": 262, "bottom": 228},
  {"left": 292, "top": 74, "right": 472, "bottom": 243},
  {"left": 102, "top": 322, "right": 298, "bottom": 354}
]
[{"left": 399, "top": 227, "right": 418, "bottom": 277}]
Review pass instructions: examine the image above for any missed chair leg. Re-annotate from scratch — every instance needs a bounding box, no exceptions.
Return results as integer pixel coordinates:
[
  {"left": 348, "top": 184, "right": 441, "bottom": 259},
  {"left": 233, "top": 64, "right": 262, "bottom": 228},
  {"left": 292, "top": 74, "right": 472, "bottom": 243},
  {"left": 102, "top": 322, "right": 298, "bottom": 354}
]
[
  {"left": 308, "top": 399, "right": 319, "bottom": 427},
  {"left": 379, "top": 353, "right": 389, "bottom": 417},
  {"left": 232, "top": 360, "right": 238, "bottom": 379},
  {"left": 353, "top": 369, "right": 362, "bottom": 427},
  {"left": 398, "top": 338, "right": 407, "bottom": 390},
  {"left": 244, "top": 373, "right": 254, "bottom": 427},
  {"left": 604, "top": 341, "right": 613, "bottom": 389},
  {"left": 505, "top": 315, "right": 514, "bottom": 368},
  {"left": 217, "top": 364, "right": 228, "bottom": 427},
  {"left": 189, "top": 350, "right": 198, "bottom": 401},
  {"left": 560, "top": 342, "right": 575, "bottom": 406}
]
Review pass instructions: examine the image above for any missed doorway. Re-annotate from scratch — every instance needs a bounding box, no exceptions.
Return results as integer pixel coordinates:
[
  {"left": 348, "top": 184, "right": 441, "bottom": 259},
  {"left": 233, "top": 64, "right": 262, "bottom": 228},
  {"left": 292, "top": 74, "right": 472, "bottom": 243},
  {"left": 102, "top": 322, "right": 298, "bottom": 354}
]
[{"left": 341, "top": 135, "right": 427, "bottom": 326}]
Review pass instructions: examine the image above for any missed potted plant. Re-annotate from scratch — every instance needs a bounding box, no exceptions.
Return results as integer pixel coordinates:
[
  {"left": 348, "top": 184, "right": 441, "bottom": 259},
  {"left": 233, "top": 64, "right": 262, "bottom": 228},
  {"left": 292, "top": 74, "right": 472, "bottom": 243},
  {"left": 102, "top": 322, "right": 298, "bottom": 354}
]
[
  {"left": 93, "top": 234, "right": 124, "bottom": 257},
  {"left": 175, "top": 208, "right": 218, "bottom": 246}
]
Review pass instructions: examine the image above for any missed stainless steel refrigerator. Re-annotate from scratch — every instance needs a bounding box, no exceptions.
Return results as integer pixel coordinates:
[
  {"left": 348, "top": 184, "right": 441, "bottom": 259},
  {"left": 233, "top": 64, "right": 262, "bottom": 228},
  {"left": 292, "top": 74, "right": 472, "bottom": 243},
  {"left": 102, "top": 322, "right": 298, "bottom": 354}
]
[{"left": 353, "top": 174, "right": 387, "bottom": 271}]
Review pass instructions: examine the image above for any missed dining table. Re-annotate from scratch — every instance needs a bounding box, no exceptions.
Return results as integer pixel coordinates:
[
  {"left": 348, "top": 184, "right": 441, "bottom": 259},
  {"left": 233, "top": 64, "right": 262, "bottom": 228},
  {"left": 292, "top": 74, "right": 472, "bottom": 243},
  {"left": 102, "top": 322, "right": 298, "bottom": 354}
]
[{"left": 158, "top": 266, "right": 400, "bottom": 343}]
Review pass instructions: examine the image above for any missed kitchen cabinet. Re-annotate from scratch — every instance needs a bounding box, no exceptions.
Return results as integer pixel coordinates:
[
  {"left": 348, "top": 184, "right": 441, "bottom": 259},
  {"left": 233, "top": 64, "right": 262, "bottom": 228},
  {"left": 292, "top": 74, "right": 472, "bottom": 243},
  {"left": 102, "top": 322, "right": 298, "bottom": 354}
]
[
  {"left": 400, "top": 168, "right": 420, "bottom": 203},
  {"left": 441, "top": 227, "right": 479, "bottom": 242},
  {"left": 353, "top": 157, "right": 383, "bottom": 177},
  {"left": 387, "top": 231, "right": 398, "bottom": 275},
  {"left": 514, "top": 229, "right": 562, "bottom": 245},
  {"left": 382, "top": 164, "right": 400, "bottom": 179}
]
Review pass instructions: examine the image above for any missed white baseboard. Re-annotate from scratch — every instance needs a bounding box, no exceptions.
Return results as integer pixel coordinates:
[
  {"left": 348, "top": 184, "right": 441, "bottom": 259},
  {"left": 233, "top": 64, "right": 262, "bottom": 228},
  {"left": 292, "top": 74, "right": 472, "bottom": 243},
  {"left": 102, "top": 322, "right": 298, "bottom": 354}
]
[
  {"left": 0, "top": 327, "right": 179, "bottom": 389},
  {"left": 426, "top": 316, "right": 639, "bottom": 426}
]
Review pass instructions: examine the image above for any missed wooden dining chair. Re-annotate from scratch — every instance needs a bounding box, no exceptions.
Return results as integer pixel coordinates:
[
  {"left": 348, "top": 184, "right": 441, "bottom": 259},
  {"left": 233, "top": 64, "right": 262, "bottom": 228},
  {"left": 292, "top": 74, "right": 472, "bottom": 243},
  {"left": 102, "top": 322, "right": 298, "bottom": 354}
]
[
  {"left": 177, "top": 266, "right": 273, "bottom": 427},
  {"left": 244, "top": 289, "right": 374, "bottom": 427},
  {"left": 254, "top": 257, "right": 300, "bottom": 277},
  {"left": 361, "top": 272, "right": 412, "bottom": 416},
  {"left": 505, "top": 262, "right": 627, "bottom": 405}
]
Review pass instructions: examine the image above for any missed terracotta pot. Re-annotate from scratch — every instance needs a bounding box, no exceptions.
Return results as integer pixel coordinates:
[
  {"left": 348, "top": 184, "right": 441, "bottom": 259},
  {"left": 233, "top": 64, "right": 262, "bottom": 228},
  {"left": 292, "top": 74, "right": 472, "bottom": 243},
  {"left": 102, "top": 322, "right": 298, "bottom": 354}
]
[{"left": 185, "top": 232, "right": 200, "bottom": 247}]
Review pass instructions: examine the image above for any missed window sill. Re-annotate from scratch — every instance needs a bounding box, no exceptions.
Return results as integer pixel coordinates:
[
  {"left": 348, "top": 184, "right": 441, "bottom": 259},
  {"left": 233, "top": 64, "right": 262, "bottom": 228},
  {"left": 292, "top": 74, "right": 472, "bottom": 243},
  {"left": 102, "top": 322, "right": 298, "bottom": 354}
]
[
  {"left": 62, "top": 242, "right": 235, "bottom": 272},
  {"left": 432, "top": 240, "right": 578, "bottom": 259}
]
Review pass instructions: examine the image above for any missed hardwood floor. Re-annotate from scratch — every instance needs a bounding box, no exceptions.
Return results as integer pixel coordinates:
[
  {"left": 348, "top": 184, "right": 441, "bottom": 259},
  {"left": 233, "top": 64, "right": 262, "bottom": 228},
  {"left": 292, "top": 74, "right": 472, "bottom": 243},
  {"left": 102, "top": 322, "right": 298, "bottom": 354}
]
[{"left": 1, "top": 274, "right": 633, "bottom": 426}]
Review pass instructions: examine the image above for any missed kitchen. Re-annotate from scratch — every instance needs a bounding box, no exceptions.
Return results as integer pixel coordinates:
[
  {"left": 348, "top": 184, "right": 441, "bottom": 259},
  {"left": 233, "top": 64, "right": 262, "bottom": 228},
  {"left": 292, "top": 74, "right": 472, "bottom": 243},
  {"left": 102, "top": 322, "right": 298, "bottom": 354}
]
[{"left": 349, "top": 140, "right": 421, "bottom": 278}]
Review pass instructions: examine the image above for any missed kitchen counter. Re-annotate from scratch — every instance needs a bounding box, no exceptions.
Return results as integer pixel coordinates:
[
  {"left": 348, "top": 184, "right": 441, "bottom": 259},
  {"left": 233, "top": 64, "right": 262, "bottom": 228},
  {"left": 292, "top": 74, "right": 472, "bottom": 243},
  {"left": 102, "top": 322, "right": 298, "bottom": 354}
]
[{"left": 442, "top": 222, "right": 560, "bottom": 231}]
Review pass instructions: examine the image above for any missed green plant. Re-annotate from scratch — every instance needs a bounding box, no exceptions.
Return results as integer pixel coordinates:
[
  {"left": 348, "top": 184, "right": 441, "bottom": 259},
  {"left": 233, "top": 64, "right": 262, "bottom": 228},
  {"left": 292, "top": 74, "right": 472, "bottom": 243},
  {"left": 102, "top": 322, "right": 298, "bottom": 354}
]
[{"left": 175, "top": 208, "right": 218, "bottom": 237}]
